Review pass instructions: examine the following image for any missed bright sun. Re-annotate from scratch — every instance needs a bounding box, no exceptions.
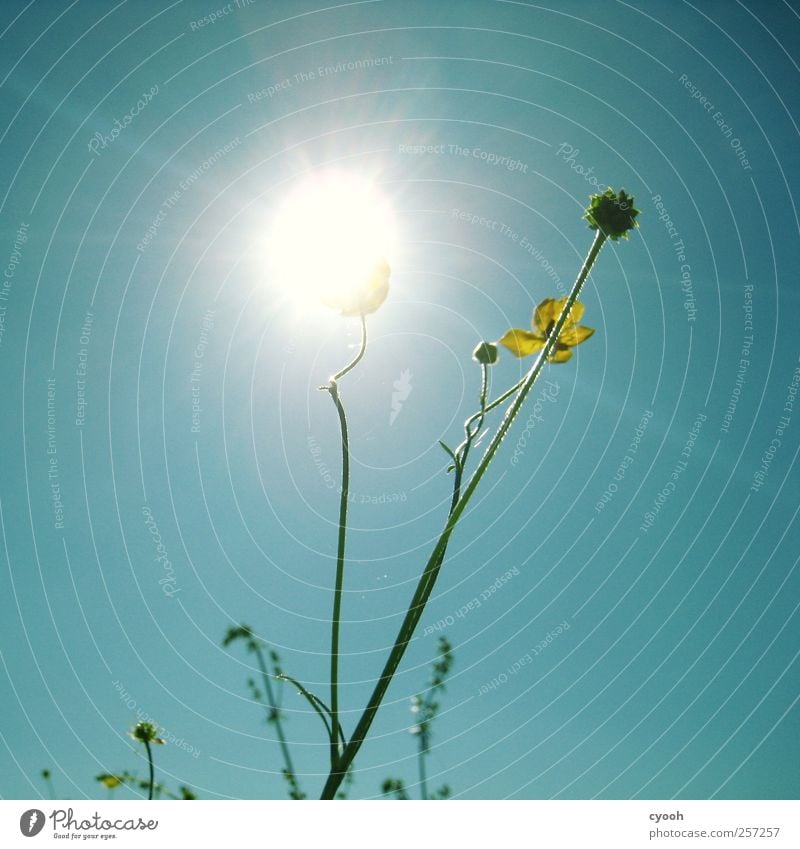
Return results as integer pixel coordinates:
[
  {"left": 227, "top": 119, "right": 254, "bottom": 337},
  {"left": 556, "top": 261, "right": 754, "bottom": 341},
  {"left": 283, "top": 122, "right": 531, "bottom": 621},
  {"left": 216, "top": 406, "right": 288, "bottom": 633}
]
[{"left": 268, "top": 171, "right": 396, "bottom": 313}]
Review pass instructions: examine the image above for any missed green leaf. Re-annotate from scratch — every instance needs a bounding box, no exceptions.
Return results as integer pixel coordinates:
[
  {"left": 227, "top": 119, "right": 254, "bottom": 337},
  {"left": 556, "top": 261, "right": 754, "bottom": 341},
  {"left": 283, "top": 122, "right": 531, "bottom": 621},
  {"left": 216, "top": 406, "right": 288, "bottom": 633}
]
[
  {"left": 277, "top": 673, "right": 344, "bottom": 751},
  {"left": 438, "top": 440, "right": 458, "bottom": 464}
]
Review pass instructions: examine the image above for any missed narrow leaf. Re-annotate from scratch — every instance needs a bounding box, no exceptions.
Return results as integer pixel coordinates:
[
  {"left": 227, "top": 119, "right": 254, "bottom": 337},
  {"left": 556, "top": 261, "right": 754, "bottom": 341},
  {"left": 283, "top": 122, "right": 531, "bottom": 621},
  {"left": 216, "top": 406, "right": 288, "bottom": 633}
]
[{"left": 277, "top": 674, "right": 345, "bottom": 751}]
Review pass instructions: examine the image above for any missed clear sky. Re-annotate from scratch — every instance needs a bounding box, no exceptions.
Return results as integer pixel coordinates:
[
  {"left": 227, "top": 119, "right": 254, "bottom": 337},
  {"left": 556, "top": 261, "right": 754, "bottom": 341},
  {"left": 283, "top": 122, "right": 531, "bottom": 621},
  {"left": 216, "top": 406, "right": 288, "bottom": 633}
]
[{"left": 0, "top": 0, "right": 798, "bottom": 800}]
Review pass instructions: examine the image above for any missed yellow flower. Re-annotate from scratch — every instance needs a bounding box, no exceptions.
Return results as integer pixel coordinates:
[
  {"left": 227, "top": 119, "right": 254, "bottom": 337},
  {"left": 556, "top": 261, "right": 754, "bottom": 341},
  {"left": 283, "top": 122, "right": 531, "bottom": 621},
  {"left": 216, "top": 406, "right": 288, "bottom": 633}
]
[
  {"left": 322, "top": 259, "right": 390, "bottom": 317},
  {"left": 498, "top": 298, "right": 594, "bottom": 363}
]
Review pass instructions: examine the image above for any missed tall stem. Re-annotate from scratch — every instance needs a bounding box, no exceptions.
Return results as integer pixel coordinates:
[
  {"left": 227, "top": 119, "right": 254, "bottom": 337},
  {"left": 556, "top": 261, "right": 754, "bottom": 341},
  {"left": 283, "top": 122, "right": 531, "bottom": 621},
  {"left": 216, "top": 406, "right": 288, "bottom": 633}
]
[
  {"left": 325, "top": 315, "right": 368, "bottom": 772},
  {"left": 320, "top": 229, "right": 607, "bottom": 799},
  {"left": 144, "top": 740, "right": 154, "bottom": 801}
]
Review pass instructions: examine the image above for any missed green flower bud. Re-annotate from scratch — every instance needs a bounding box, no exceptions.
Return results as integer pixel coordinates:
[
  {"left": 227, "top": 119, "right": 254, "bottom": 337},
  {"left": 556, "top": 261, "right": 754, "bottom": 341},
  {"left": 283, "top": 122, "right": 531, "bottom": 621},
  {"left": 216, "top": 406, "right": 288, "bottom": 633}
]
[
  {"left": 473, "top": 341, "right": 498, "bottom": 364},
  {"left": 131, "top": 721, "right": 165, "bottom": 745},
  {"left": 584, "top": 188, "right": 640, "bottom": 240}
]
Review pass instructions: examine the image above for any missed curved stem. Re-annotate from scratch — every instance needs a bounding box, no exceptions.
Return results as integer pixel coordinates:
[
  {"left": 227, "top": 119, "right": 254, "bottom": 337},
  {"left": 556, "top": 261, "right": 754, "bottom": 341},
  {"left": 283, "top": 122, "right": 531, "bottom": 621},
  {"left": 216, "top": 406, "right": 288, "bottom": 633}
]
[
  {"left": 325, "top": 314, "right": 368, "bottom": 772},
  {"left": 278, "top": 673, "right": 340, "bottom": 747},
  {"left": 331, "top": 314, "right": 368, "bottom": 382},
  {"left": 144, "top": 740, "right": 154, "bottom": 801},
  {"left": 319, "top": 229, "right": 607, "bottom": 799},
  {"left": 454, "top": 362, "right": 490, "bottom": 501}
]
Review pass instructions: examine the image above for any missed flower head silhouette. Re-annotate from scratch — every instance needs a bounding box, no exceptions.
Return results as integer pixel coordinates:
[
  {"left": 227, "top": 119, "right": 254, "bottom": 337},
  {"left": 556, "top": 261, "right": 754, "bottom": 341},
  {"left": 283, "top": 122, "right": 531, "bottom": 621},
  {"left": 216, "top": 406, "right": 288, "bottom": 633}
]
[
  {"left": 322, "top": 259, "right": 390, "bottom": 316},
  {"left": 130, "top": 721, "right": 164, "bottom": 746},
  {"left": 584, "top": 188, "right": 640, "bottom": 240}
]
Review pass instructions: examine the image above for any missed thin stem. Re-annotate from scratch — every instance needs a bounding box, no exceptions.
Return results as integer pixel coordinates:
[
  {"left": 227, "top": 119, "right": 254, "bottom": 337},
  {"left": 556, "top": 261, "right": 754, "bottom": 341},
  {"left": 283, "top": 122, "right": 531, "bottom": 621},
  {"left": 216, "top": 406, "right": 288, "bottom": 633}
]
[
  {"left": 325, "top": 314, "right": 368, "bottom": 772},
  {"left": 327, "top": 385, "right": 349, "bottom": 769},
  {"left": 320, "top": 229, "right": 607, "bottom": 799},
  {"left": 41, "top": 771, "right": 55, "bottom": 800},
  {"left": 252, "top": 643, "right": 300, "bottom": 796},
  {"left": 466, "top": 373, "right": 525, "bottom": 432},
  {"left": 418, "top": 731, "right": 428, "bottom": 801},
  {"left": 331, "top": 313, "right": 368, "bottom": 382},
  {"left": 143, "top": 740, "right": 154, "bottom": 801},
  {"left": 455, "top": 363, "right": 490, "bottom": 490},
  {"left": 278, "top": 673, "right": 342, "bottom": 747}
]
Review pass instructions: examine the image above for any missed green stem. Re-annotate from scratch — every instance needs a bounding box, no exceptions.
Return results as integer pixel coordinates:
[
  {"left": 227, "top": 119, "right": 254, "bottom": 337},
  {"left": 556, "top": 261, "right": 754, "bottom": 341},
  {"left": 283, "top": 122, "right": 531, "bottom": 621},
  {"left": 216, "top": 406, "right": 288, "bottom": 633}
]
[
  {"left": 143, "top": 740, "right": 154, "bottom": 801},
  {"left": 252, "top": 643, "right": 300, "bottom": 796},
  {"left": 466, "top": 373, "right": 524, "bottom": 432},
  {"left": 278, "top": 673, "right": 344, "bottom": 748},
  {"left": 41, "top": 772, "right": 56, "bottom": 801},
  {"left": 319, "top": 229, "right": 607, "bottom": 799},
  {"left": 454, "top": 362, "right": 490, "bottom": 503},
  {"left": 418, "top": 730, "right": 428, "bottom": 801},
  {"left": 331, "top": 313, "right": 368, "bottom": 382},
  {"left": 325, "top": 314, "right": 368, "bottom": 772}
]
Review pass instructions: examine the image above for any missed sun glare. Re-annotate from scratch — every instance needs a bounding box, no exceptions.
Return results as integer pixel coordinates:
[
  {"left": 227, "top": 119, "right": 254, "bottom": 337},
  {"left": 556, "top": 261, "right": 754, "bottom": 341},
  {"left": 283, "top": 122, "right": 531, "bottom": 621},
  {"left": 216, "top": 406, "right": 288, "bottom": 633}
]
[{"left": 268, "top": 171, "right": 396, "bottom": 313}]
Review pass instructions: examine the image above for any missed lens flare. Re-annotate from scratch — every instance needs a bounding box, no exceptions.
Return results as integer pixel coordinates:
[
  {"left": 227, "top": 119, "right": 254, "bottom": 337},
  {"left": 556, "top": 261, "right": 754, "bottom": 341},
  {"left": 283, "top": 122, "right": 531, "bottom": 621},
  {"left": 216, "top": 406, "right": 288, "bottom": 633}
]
[{"left": 268, "top": 171, "right": 396, "bottom": 314}]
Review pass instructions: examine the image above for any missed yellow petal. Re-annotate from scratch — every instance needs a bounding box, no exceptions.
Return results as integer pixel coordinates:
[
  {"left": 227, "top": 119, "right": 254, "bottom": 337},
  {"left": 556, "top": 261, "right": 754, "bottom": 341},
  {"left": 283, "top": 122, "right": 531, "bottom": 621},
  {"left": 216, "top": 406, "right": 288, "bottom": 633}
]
[
  {"left": 566, "top": 300, "right": 585, "bottom": 324},
  {"left": 324, "top": 260, "right": 390, "bottom": 316},
  {"left": 533, "top": 298, "right": 585, "bottom": 333},
  {"left": 533, "top": 298, "right": 560, "bottom": 332},
  {"left": 558, "top": 325, "right": 594, "bottom": 346},
  {"left": 498, "top": 329, "right": 546, "bottom": 357},
  {"left": 547, "top": 347, "right": 573, "bottom": 363}
]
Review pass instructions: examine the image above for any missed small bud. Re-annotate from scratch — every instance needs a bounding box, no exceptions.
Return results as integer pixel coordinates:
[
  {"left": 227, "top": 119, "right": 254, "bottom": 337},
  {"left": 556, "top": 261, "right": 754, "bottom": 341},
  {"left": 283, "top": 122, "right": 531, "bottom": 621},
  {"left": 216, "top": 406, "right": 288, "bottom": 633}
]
[
  {"left": 131, "top": 721, "right": 165, "bottom": 745},
  {"left": 584, "top": 188, "right": 640, "bottom": 240},
  {"left": 473, "top": 341, "right": 498, "bottom": 365}
]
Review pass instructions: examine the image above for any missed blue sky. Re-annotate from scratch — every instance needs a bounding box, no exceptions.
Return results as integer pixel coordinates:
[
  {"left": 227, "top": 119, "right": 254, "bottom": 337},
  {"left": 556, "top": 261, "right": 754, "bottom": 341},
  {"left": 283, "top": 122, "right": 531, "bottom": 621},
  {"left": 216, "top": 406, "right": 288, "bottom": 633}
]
[{"left": 0, "top": 0, "right": 798, "bottom": 800}]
